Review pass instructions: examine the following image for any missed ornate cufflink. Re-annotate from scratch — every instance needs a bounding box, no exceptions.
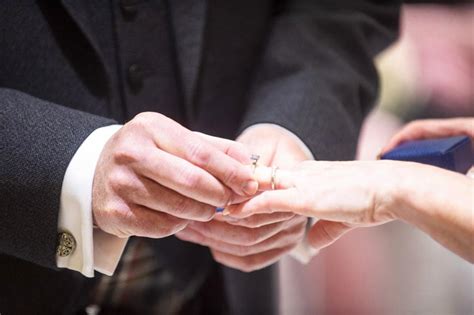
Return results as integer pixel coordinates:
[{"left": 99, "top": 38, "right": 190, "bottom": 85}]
[{"left": 56, "top": 232, "right": 76, "bottom": 257}]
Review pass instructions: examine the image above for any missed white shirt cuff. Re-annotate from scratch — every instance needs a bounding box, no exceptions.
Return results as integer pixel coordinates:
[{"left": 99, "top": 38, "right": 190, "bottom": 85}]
[
  {"left": 241, "top": 123, "right": 317, "bottom": 263},
  {"left": 57, "top": 124, "right": 127, "bottom": 277},
  {"left": 290, "top": 218, "right": 319, "bottom": 263},
  {"left": 93, "top": 228, "right": 128, "bottom": 276}
]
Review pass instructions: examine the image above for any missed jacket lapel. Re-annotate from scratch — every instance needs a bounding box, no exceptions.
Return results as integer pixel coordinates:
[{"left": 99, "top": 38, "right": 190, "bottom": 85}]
[
  {"left": 60, "top": 0, "right": 206, "bottom": 111},
  {"left": 168, "top": 0, "right": 207, "bottom": 119},
  {"left": 60, "top": 0, "right": 110, "bottom": 90}
]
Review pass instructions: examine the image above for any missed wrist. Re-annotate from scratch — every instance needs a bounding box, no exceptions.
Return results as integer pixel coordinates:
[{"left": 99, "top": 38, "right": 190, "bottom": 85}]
[
  {"left": 385, "top": 162, "right": 460, "bottom": 224},
  {"left": 382, "top": 161, "right": 424, "bottom": 222},
  {"left": 370, "top": 161, "right": 404, "bottom": 222},
  {"left": 372, "top": 161, "right": 434, "bottom": 222}
]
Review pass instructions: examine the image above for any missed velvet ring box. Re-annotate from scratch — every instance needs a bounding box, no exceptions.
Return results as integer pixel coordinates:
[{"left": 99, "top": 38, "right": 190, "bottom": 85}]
[{"left": 381, "top": 135, "right": 473, "bottom": 174}]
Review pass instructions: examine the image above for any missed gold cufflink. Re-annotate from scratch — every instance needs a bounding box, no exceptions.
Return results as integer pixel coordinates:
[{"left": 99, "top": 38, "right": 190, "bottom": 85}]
[{"left": 56, "top": 232, "right": 76, "bottom": 257}]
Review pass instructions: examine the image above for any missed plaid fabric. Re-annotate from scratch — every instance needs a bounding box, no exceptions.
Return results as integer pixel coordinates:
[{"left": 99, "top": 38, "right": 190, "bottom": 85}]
[{"left": 90, "top": 238, "right": 205, "bottom": 315}]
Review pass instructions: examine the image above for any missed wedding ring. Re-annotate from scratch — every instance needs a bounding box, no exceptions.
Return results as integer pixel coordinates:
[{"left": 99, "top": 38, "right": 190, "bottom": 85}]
[
  {"left": 271, "top": 166, "right": 279, "bottom": 190},
  {"left": 250, "top": 154, "right": 260, "bottom": 173}
]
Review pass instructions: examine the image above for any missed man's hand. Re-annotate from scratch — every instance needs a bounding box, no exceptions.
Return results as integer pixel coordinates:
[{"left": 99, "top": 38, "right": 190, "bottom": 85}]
[
  {"left": 177, "top": 125, "right": 311, "bottom": 272},
  {"left": 176, "top": 215, "right": 307, "bottom": 272},
  {"left": 92, "top": 112, "right": 258, "bottom": 239}
]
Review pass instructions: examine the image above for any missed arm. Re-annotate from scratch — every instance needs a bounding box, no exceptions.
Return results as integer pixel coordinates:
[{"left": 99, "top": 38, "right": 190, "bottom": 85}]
[
  {"left": 230, "top": 161, "right": 474, "bottom": 263},
  {"left": 180, "top": 0, "right": 402, "bottom": 271},
  {"left": 0, "top": 88, "right": 115, "bottom": 268},
  {"left": 241, "top": 0, "right": 401, "bottom": 160},
  {"left": 57, "top": 125, "right": 127, "bottom": 277},
  {"left": 0, "top": 88, "right": 256, "bottom": 275},
  {"left": 392, "top": 163, "right": 473, "bottom": 263}
]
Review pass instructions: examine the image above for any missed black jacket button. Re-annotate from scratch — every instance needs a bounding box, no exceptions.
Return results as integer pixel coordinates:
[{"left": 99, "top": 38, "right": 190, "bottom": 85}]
[
  {"left": 120, "top": 0, "right": 145, "bottom": 16},
  {"left": 127, "top": 64, "right": 144, "bottom": 90},
  {"left": 120, "top": 0, "right": 139, "bottom": 15}
]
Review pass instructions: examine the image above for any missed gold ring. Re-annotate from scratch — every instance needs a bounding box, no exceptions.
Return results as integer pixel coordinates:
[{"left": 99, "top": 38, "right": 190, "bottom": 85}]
[
  {"left": 250, "top": 154, "right": 260, "bottom": 173},
  {"left": 271, "top": 166, "right": 279, "bottom": 190}
]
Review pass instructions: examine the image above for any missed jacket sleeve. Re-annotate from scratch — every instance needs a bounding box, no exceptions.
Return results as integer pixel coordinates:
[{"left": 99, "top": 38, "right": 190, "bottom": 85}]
[
  {"left": 241, "top": 0, "right": 401, "bottom": 160},
  {"left": 0, "top": 88, "right": 116, "bottom": 269}
]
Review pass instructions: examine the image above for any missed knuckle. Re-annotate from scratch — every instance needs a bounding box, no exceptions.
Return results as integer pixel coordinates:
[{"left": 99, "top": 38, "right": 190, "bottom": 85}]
[
  {"left": 406, "top": 120, "right": 421, "bottom": 131},
  {"left": 256, "top": 194, "right": 272, "bottom": 211},
  {"left": 179, "top": 169, "right": 202, "bottom": 190},
  {"left": 244, "top": 266, "right": 259, "bottom": 273},
  {"left": 108, "top": 206, "right": 140, "bottom": 236},
  {"left": 240, "top": 259, "right": 258, "bottom": 273},
  {"left": 227, "top": 142, "right": 248, "bottom": 158},
  {"left": 242, "top": 217, "right": 262, "bottom": 228},
  {"left": 282, "top": 212, "right": 297, "bottom": 221},
  {"left": 233, "top": 142, "right": 247, "bottom": 153},
  {"left": 188, "top": 141, "right": 212, "bottom": 167},
  {"left": 172, "top": 219, "right": 189, "bottom": 233},
  {"left": 162, "top": 223, "right": 182, "bottom": 236},
  {"left": 113, "top": 146, "right": 144, "bottom": 165},
  {"left": 211, "top": 250, "right": 224, "bottom": 264},
  {"left": 108, "top": 170, "right": 133, "bottom": 192},
  {"left": 241, "top": 230, "right": 261, "bottom": 246},
  {"left": 235, "top": 245, "right": 252, "bottom": 256},
  {"left": 216, "top": 189, "right": 232, "bottom": 208},
  {"left": 128, "top": 112, "right": 164, "bottom": 134},
  {"left": 95, "top": 204, "right": 125, "bottom": 235},
  {"left": 222, "top": 164, "right": 240, "bottom": 186},
  {"left": 153, "top": 219, "right": 188, "bottom": 238},
  {"left": 197, "top": 207, "right": 215, "bottom": 222},
  {"left": 129, "top": 113, "right": 151, "bottom": 130},
  {"left": 172, "top": 197, "right": 190, "bottom": 216},
  {"left": 133, "top": 112, "right": 158, "bottom": 124}
]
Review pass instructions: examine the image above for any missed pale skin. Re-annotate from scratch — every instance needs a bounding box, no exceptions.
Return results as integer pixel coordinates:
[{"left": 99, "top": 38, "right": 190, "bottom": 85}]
[
  {"left": 228, "top": 118, "right": 474, "bottom": 263},
  {"left": 92, "top": 112, "right": 307, "bottom": 272},
  {"left": 92, "top": 112, "right": 259, "bottom": 239},
  {"left": 176, "top": 125, "right": 309, "bottom": 272}
]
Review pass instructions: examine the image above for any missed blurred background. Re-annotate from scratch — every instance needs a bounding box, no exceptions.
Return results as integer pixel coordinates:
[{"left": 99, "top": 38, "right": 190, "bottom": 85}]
[{"left": 279, "top": 3, "right": 473, "bottom": 315}]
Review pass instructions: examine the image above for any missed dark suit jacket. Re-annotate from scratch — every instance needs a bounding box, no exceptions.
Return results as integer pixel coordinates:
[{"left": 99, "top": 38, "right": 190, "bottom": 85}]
[{"left": 0, "top": 0, "right": 399, "bottom": 314}]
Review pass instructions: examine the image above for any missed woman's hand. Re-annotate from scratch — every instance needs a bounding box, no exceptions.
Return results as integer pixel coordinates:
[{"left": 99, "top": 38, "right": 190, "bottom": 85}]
[
  {"left": 227, "top": 160, "right": 474, "bottom": 262},
  {"left": 227, "top": 160, "right": 402, "bottom": 251},
  {"left": 381, "top": 117, "right": 474, "bottom": 154}
]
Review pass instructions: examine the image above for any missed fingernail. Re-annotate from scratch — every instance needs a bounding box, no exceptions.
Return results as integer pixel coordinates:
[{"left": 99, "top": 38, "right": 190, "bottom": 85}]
[
  {"left": 222, "top": 209, "right": 231, "bottom": 216},
  {"left": 216, "top": 207, "right": 225, "bottom": 213},
  {"left": 242, "top": 180, "right": 258, "bottom": 196}
]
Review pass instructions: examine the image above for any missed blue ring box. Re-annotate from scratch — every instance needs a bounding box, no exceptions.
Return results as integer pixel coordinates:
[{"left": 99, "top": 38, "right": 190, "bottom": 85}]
[{"left": 381, "top": 135, "right": 473, "bottom": 174}]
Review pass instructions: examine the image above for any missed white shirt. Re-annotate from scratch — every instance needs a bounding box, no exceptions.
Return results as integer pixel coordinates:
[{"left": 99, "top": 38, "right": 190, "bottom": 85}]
[{"left": 57, "top": 124, "right": 315, "bottom": 277}]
